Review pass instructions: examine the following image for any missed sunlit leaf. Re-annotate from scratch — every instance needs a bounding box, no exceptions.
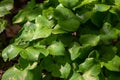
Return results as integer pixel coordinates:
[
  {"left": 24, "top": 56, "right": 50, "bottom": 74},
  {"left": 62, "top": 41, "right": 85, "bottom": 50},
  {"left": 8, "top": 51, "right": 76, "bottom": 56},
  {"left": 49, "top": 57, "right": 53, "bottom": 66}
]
[
  {"left": 47, "top": 41, "right": 65, "bottom": 56},
  {"left": 0, "top": 0, "right": 14, "bottom": 17},
  {"left": 79, "top": 34, "right": 100, "bottom": 46},
  {"left": 58, "top": 0, "right": 79, "bottom": 8},
  {"left": 69, "top": 42, "right": 81, "bottom": 61},
  {"left": 70, "top": 72, "right": 84, "bottom": 80},
  {"left": 0, "top": 19, "right": 7, "bottom": 33},
  {"left": 93, "top": 4, "right": 110, "bottom": 12},
  {"left": 104, "top": 56, "right": 120, "bottom": 71},
  {"left": 60, "top": 63, "right": 71, "bottom": 78},
  {"left": 2, "top": 44, "right": 22, "bottom": 61},
  {"left": 20, "top": 47, "right": 41, "bottom": 61},
  {"left": 2, "top": 65, "right": 33, "bottom": 80}
]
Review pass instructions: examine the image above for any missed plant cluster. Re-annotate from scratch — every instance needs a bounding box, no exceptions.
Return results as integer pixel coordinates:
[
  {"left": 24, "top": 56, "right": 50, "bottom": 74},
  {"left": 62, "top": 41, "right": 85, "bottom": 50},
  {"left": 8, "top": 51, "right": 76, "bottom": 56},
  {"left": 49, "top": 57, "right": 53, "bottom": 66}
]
[{"left": 1, "top": 0, "right": 120, "bottom": 80}]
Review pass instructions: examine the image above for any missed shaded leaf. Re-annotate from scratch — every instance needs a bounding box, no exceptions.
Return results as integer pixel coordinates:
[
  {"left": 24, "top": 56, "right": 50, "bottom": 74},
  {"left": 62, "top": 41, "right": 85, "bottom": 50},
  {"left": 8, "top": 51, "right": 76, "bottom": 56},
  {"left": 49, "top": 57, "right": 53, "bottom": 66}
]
[
  {"left": 98, "top": 45, "right": 117, "bottom": 62},
  {"left": 54, "top": 4, "right": 80, "bottom": 32},
  {"left": 76, "top": 11, "right": 93, "bottom": 23}
]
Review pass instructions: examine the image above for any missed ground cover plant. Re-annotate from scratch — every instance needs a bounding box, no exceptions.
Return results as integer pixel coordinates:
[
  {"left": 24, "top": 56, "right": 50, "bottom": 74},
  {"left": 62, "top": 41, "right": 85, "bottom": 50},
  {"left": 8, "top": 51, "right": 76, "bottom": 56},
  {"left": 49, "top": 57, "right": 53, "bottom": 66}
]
[{"left": 0, "top": 0, "right": 120, "bottom": 80}]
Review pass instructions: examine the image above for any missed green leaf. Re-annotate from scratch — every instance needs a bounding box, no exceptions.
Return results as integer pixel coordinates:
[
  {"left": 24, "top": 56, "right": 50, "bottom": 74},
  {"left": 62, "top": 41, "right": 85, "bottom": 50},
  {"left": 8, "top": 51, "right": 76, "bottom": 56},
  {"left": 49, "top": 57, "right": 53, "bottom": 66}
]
[
  {"left": 79, "top": 34, "right": 100, "bottom": 46},
  {"left": 109, "top": 5, "right": 120, "bottom": 20},
  {"left": 0, "top": 19, "right": 7, "bottom": 33},
  {"left": 98, "top": 45, "right": 117, "bottom": 62},
  {"left": 0, "top": 0, "right": 14, "bottom": 17},
  {"left": 103, "top": 56, "right": 120, "bottom": 71},
  {"left": 35, "top": 15, "right": 54, "bottom": 28},
  {"left": 17, "top": 22, "right": 52, "bottom": 42},
  {"left": 47, "top": 41, "right": 65, "bottom": 56},
  {"left": 51, "top": 64, "right": 61, "bottom": 77},
  {"left": 74, "top": 0, "right": 96, "bottom": 9},
  {"left": 93, "top": 4, "right": 110, "bottom": 12},
  {"left": 58, "top": 34, "right": 73, "bottom": 47},
  {"left": 100, "top": 22, "right": 120, "bottom": 44},
  {"left": 91, "top": 12, "right": 106, "bottom": 27},
  {"left": 20, "top": 47, "right": 41, "bottom": 61},
  {"left": 78, "top": 58, "right": 95, "bottom": 72},
  {"left": 82, "top": 64, "right": 101, "bottom": 80},
  {"left": 58, "top": 0, "right": 79, "bottom": 8},
  {"left": 115, "top": 0, "right": 120, "bottom": 5},
  {"left": 41, "top": 56, "right": 54, "bottom": 72},
  {"left": 13, "top": 0, "right": 43, "bottom": 23},
  {"left": 69, "top": 42, "right": 81, "bottom": 61},
  {"left": 79, "top": 45, "right": 93, "bottom": 60},
  {"left": 2, "top": 65, "right": 33, "bottom": 80},
  {"left": 33, "top": 45, "right": 49, "bottom": 57},
  {"left": 42, "top": 7, "right": 54, "bottom": 20},
  {"left": 70, "top": 72, "right": 84, "bottom": 80},
  {"left": 60, "top": 63, "right": 71, "bottom": 78},
  {"left": 54, "top": 4, "right": 80, "bottom": 32},
  {"left": 2, "top": 44, "right": 22, "bottom": 61},
  {"left": 88, "top": 50, "right": 99, "bottom": 59},
  {"left": 106, "top": 70, "right": 120, "bottom": 80},
  {"left": 52, "top": 24, "right": 67, "bottom": 34},
  {"left": 76, "top": 11, "right": 93, "bottom": 23}
]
